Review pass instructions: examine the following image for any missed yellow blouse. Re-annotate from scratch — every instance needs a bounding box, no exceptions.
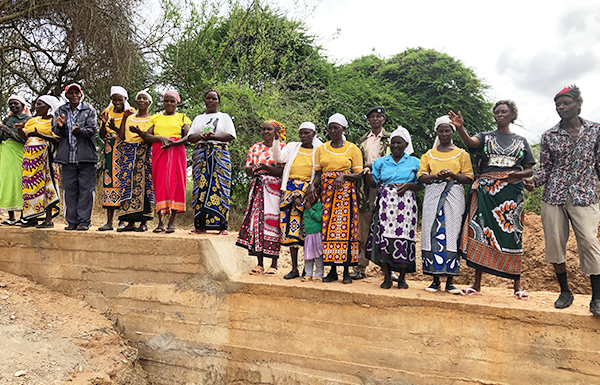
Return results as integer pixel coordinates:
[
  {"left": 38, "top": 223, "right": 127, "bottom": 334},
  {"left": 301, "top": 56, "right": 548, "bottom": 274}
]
[
  {"left": 23, "top": 117, "right": 57, "bottom": 137},
  {"left": 149, "top": 112, "right": 192, "bottom": 139},
  {"left": 418, "top": 147, "right": 474, "bottom": 179},
  {"left": 315, "top": 141, "right": 363, "bottom": 173},
  {"left": 288, "top": 147, "right": 315, "bottom": 182},
  {"left": 103, "top": 105, "right": 135, "bottom": 134},
  {"left": 123, "top": 115, "right": 152, "bottom": 143}
]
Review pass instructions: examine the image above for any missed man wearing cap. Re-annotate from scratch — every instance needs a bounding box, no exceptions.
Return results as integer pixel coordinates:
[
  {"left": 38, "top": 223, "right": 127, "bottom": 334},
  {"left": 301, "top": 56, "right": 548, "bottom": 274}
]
[
  {"left": 351, "top": 106, "right": 392, "bottom": 280},
  {"left": 524, "top": 85, "right": 600, "bottom": 316},
  {"left": 53, "top": 83, "right": 98, "bottom": 231}
]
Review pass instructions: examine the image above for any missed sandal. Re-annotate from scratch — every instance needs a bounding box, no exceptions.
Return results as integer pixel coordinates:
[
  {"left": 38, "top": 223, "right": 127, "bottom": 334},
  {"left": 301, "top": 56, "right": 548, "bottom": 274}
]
[
  {"left": 36, "top": 222, "right": 54, "bottom": 229},
  {"left": 1, "top": 219, "right": 17, "bottom": 226},
  {"left": 166, "top": 226, "right": 175, "bottom": 234},
  {"left": 189, "top": 229, "right": 205, "bottom": 235},
  {"left": 98, "top": 224, "right": 113, "bottom": 231},
  {"left": 249, "top": 266, "right": 264, "bottom": 276},
  {"left": 118, "top": 226, "right": 136, "bottom": 233},
  {"left": 265, "top": 267, "right": 278, "bottom": 276},
  {"left": 153, "top": 226, "right": 165, "bottom": 233},
  {"left": 460, "top": 287, "right": 482, "bottom": 296},
  {"left": 514, "top": 290, "right": 530, "bottom": 300},
  {"left": 135, "top": 224, "right": 148, "bottom": 232},
  {"left": 219, "top": 230, "right": 229, "bottom": 235}
]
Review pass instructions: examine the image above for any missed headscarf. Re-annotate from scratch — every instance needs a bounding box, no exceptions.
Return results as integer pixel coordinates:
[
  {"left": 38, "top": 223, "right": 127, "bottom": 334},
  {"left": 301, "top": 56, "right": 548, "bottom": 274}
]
[
  {"left": 327, "top": 113, "right": 348, "bottom": 128},
  {"left": 432, "top": 115, "right": 456, "bottom": 150},
  {"left": 390, "top": 126, "right": 414, "bottom": 155},
  {"left": 38, "top": 95, "right": 64, "bottom": 116},
  {"left": 298, "top": 121, "right": 322, "bottom": 148},
  {"left": 163, "top": 90, "right": 181, "bottom": 103},
  {"left": 267, "top": 120, "right": 286, "bottom": 143},
  {"left": 135, "top": 90, "right": 153, "bottom": 108},
  {"left": 7, "top": 95, "right": 31, "bottom": 116},
  {"left": 109, "top": 86, "right": 131, "bottom": 111},
  {"left": 554, "top": 85, "right": 581, "bottom": 102},
  {"left": 64, "top": 83, "right": 85, "bottom": 102}
]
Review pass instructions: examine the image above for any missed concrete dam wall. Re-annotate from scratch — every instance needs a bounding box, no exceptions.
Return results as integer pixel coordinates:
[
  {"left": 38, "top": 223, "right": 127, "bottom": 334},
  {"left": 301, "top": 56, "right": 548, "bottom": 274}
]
[{"left": 1, "top": 227, "right": 599, "bottom": 384}]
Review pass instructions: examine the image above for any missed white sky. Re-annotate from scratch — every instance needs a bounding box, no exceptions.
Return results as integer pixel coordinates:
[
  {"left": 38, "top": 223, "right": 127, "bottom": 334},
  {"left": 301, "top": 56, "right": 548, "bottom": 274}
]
[{"left": 275, "top": 0, "right": 600, "bottom": 143}]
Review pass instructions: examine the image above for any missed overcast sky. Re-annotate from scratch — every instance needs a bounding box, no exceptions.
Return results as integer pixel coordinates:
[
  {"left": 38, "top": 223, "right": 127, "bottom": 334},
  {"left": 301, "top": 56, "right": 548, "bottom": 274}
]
[{"left": 275, "top": 0, "right": 600, "bottom": 143}]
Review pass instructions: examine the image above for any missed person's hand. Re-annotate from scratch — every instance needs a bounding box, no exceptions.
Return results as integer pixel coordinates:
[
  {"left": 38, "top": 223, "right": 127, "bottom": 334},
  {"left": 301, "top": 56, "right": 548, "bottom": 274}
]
[
  {"left": 294, "top": 197, "right": 302, "bottom": 206},
  {"left": 129, "top": 125, "right": 141, "bottom": 134},
  {"left": 108, "top": 118, "right": 117, "bottom": 131},
  {"left": 334, "top": 174, "right": 346, "bottom": 190},
  {"left": 523, "top": 177, "right": 535, "bottom": 191},
  {"left": 252, "top": 163, "right": 265, "bottom": 174},
  {"left": 359, "top": 168, "right": 371, "bottom": 176},
  {"left": 0, "top": 124, "right": 10, "bottom": 134},
  {"left": 496, "top": 171, "right": 518, "bottom": 182},
  {"left": 396, "top": 183, "right": 409, "bottom": 195},
  {"left": 100, "top": 110, "right": 110, "bottom": 124},
  {"left": 56, "top": 114, "right": 66, "bottom": 127},
  {"left": 159, "top": 137, "right": 173, "bottom": 148},
  {"left": 437, "top": 169, "right": 453, "bottom": 180},
  {"left": 448, "top": 110, "right": 463, "bottom": 129},
  {"left": 274, "top": 125, "right": 283, "bottom": 141},
  {"left": 123, "top": 109, "right": 135, "bottom": 119},
  {"left": 71, "top": 123, "right": 80, "bottom": 135},
  {"left": 203, "top": 132, "right": 215, "bottom": 140},
  {"left": 26, "top": 127, "right": 40, "bottom": 138}
]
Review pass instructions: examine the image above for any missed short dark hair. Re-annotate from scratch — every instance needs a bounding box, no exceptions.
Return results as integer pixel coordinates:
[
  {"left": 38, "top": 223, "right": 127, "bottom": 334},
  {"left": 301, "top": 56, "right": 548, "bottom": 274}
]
[{"left": 492, "top": 100, "right": 518, "bottom": 123}]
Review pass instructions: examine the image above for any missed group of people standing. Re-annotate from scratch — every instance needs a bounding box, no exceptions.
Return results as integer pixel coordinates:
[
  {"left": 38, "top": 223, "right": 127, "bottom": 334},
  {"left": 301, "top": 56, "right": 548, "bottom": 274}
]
[
  {"left": 235, "top": 85, "right": 600, "bottom": 317},
  {"left": 0, "top": 84, "right": 236, "bottom": 236}
]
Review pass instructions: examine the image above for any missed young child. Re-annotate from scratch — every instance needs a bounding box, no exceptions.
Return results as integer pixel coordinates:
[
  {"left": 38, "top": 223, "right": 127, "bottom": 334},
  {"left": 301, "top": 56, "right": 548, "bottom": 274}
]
[{"left": 303, "top": 187, "right": 324, "bottom": 281}]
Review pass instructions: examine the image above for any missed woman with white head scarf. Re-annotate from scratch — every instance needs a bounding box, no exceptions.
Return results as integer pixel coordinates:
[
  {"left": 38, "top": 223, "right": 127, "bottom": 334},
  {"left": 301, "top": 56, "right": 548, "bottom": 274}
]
[
  {"left": 417, "top": 115, "right": 474, "bottom": 294},
  {"left": 98, "top": 86, "right": 135, "bottom": 231},
  {"left": 16, "top": 95, "right": 62, "bottom": 227},
  {"left": 306, "top": 113, "right": 364, "bottom": 284},
  {"left": 116, "top": 90, "right": 155, "bottom": 232},
  {"left": 363, "top": 126, "right": 423, "bottom": 289},
  {"left": 0, "top": 95, "right": 31, "bottom": 225},
  {"left": 273, "top": 121, "right": 323, "bottom": 280}
]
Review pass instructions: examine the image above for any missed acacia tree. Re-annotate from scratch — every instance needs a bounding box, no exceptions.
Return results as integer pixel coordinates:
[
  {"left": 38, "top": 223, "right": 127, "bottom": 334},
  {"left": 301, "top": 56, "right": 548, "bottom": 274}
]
[{"left": 0, "top": 0, "right": 147, "bottom": 107}]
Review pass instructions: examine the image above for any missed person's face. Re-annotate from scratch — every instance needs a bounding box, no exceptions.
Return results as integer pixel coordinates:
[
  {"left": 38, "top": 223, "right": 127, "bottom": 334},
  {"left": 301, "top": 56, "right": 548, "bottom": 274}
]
[
  {"left": 327, "top": 122, "right": 345, "bottom": 141},
  {"left": 390, "top": 136, "right": 408, "bottom": 157},
  {"left": 298, "top": 128, "right": 315, "bottom": 146},
  {"left": 261, "top": 122, "right": 276, "bottom": 142},
  {"left": 493, "top": 104, "right": 515, "bottom": 126},
  {"left": 555, "top": 95, "right": 580, "bottom": 120},
  {"left": 66, "top": 88, "right": 82, "bottom": 105},
  {"left": 8, "top": 99, "right": 23, "bottom": 115},
  {"left": 135, "top": 94, "right": 150, "bottom": 110},
  {"left": 367, "top": 112, "right": 385, "bottom": 130},
  {"left": 111, "top": 94, "right": 125, "bottom": 112},
  {"left": 204, "top": 91, "right": 220, "bottom": 113},
  {"left": 163, "top": 94, "right": 178, "bottom": 113},
  {"left": 35, "top": 99, "right": 50, "bottom": 117},
  {"left": 436, "top": 123, "right": 454, "bottom": 145}
]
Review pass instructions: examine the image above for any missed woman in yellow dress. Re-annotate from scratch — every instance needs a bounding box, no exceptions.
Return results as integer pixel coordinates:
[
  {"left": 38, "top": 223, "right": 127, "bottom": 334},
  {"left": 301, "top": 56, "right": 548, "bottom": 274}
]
[
  {"left": 143, "top": 90, "right": 191, "bottom": 233},
  {"left": 98, "top": 86, "right": 134, "bottom": 231},
  {"left": 17, "top": 95, "right": 62, "bottom": 228},
  {"left": 418, "top": 115, "right": 474, "bottom": 294},
  {"left": 117, "top": 90, "right": 155, "bottom": 232}
]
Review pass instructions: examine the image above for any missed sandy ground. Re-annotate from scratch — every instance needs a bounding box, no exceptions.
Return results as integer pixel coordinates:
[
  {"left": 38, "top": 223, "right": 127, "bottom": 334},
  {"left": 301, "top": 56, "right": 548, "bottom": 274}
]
[{"left": 0, "top": 271, "right": 149, "bottom": 385}]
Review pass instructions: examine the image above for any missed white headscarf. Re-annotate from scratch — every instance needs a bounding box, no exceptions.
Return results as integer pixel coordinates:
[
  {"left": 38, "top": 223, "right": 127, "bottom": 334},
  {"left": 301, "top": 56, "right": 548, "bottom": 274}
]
[
  {"left": 109, "top": 86, "right": 131, "bottom": 111},
  {"left": 38, "top": 95, "right": 64, "bottom": 115},
  {"left": 432, "top": 115, "right": 456, "bottom": 150},
  {"left": 298, "top": 121, "right": 323, "bottom": 148},
  {"left": 135, "top": 89, "right": 153, "bottom": 107},
  {"left": 327, "top": 113, "right": 348, "bottom": 128},
  {"left": 390, "top": 126, "right": 414, "bottom": 155}
]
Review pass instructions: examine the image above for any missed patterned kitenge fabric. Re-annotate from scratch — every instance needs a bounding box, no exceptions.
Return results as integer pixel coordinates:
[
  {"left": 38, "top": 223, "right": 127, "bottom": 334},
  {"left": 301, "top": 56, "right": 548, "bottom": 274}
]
[
  {"left": 192, "top": 142, "right": 231, "bottom": 230},
  {"left": 236, "top": 174, "right": 282, "bottom": 258},
  {"left": 118, "top": 142, "right": 154, "bottom": 221},
  {"left": 421, "top": 180, "right": 465, "bottom": 277},
  {"left": 279, "top": 179, "right": 308, "bottom": 247},
  {"left": 102, "top": 134, "right": 123, "bottom": 208},
  {"left": 461, "top": 171, "right": 525, "bottom": 280},
  {"left": 22, "top": 137, "right": 60, "bottom": 220},
  {"left": 366, "top": 185, "right": 418, "bottom": 273},
  {"left": 321, "top": 171, "right": 359, "bottom": 266}
]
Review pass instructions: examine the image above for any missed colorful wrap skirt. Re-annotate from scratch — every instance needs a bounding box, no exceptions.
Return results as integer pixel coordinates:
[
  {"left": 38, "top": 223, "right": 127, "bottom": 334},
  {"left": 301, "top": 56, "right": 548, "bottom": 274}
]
[
  {"left": 236, "top": 174, "right": 282, "bottom": 259},
  {"left": 152, "top": 140, "right": 187, "bottom": 214},
  {"left": 102, "top": 134, "right": 123, "bottom": 208},
  {"left": 321, "top": 171, "right": 359, "bottom": 266},
  {"left": 421, "top": 180, "right": 465, "bottom": 277},
  {"left": 118, "top": 142, "right": 154, "bottom": 222},
  {"left": 461, "top": 171, "right": 524, "bottom": 280},
  {"left": 22, "top": 137, "right": 60, "bottom": 220},
  {"left": 366, "top": 184, "right": 418, "bottom": 273},
  {"left": 279, "top": 179, "right": 308, "bottom": 247},
  {"left": 0, "top": 139, "right": 24, "bottom": 210},
  {"left": 192, "top": 142, "right": 231, "bottom": 230}
]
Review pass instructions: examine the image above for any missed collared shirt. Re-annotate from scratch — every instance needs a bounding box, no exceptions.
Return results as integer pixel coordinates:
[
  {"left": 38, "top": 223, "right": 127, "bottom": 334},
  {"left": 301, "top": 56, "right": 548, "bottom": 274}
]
[
  {"left": 372, "top": 153, "right": 420, "bottom": 185},
  {"left": 364, "top": 130, "right": 383, "bottom": 166},
  {"left": 1, "top": 114, "right": 30, "bottom": 143},
  {"left": 65, "top": 103, "right": 82, "bottom": 163},
  {"left": 533, "top": 118, "right": 600, "bottom": 206}
]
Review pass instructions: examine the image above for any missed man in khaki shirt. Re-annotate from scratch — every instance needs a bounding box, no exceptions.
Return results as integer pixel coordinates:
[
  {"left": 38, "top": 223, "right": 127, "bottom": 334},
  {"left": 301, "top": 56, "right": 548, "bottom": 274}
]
[{"left": 352, "top": 106, "right": 391, "bottom": 280}]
